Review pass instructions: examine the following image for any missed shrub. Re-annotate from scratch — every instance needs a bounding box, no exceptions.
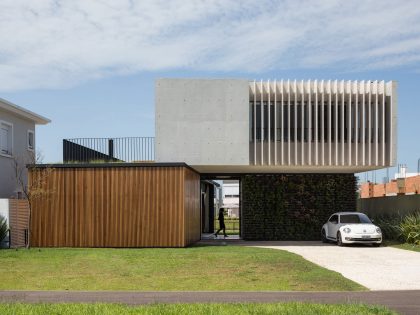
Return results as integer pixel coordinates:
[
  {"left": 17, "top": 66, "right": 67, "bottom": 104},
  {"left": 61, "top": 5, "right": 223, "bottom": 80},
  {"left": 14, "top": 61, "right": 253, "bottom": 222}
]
[
  {"left": 0, "top": 214, "right": 8, "bottom": 244},
  {"left": 397, "top": 212, "right": 420, "bottom": 245},
  {"left": 370, "top": 213, "right": 402, "bottom": 241}
]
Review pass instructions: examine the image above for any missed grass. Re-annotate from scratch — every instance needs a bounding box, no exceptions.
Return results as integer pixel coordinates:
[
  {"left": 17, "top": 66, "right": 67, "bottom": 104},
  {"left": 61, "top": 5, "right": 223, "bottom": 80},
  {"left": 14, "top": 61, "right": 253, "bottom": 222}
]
[
  {"left": 0, "top": 303, "right": 397, "bottom": 315},
  {"left": 0, "top": 246, "right": 365, "bottom": 291},
  {"left": 391, "top": 243, "right": 420, "bottom": 252},
  {"left": 383, "top": 240, "right": 420, "bottom": 252}
]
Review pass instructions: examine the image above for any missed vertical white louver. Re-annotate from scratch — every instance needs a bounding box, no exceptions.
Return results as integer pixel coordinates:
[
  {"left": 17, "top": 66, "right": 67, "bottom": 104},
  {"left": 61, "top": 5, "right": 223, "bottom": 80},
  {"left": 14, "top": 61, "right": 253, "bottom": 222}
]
[{"left": 249, "top": 80, "right": 396, "bottom": 168}]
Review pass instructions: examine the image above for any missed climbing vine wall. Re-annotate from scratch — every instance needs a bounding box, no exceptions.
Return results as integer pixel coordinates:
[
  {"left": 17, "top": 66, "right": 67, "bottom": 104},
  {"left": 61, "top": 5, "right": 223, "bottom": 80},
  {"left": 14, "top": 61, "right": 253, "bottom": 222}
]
[{"left": 241, "top": 174, "right": 357, "bottom": 240}]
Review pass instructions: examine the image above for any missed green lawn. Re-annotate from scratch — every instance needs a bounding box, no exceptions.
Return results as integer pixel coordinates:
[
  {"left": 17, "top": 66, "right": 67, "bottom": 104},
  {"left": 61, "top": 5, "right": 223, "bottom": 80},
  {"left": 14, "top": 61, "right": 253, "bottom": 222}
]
[
  {"left": 0, "top": 246, "right": 364, "bottom": 291},
  {"left": 392, "top": 243, "right": 420, "bottom": 252},
  {"left": 0, "top": 303, "right": 397, "bottom": 315}
]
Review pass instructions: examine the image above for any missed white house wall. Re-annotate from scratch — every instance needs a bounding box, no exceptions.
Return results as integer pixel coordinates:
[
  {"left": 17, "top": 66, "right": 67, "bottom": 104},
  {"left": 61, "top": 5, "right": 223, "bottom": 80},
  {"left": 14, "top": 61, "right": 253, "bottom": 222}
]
[
  {"left": 0, "top": 108, "right": 35, "bottom": 198},
  {"left": 0, "top": 199, "right": 9, "bottom": 247}
]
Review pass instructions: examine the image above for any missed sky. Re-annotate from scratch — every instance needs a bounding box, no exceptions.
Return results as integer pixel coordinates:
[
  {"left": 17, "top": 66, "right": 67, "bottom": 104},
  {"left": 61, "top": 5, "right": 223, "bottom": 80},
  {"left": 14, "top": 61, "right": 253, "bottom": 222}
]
[{"left": 1, "top": 0, "right": 420, "bottom": 182}]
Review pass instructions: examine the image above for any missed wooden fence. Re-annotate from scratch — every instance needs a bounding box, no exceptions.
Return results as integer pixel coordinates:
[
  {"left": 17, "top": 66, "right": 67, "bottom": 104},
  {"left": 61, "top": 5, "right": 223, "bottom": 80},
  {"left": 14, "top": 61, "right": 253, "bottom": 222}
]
[
  {"left": 9, "top": 199, "right": 29, "bottom": 248},
  {"left": 29, "top": 163, "right": 201, "bottom": 247}
]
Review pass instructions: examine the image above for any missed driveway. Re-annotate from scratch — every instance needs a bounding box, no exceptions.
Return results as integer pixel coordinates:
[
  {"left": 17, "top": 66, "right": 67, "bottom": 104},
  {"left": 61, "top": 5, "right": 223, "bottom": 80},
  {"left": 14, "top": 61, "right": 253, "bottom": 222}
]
[{"left": 254, "top": 241, "right": 420, "bottom": 290}]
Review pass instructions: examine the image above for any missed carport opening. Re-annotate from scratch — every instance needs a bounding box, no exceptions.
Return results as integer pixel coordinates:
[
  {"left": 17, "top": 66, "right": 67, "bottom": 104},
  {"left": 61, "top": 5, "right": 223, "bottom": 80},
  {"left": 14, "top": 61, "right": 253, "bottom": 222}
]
[{"left": 200, "top": 177, "right": 241, "bottom": 240}]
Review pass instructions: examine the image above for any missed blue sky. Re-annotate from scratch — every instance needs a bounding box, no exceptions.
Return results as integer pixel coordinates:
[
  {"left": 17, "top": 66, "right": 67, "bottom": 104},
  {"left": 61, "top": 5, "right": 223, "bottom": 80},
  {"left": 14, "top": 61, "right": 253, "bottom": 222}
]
[{"left": 1, "top": 0, "right": 420, "bottom": 181}]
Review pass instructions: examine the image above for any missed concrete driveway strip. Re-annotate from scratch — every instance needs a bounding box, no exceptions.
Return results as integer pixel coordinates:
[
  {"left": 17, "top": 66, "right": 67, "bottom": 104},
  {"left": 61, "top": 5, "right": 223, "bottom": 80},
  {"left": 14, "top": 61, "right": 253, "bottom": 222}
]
[{"left": 254, "top": 241, "right": 420, "bottom": 290}]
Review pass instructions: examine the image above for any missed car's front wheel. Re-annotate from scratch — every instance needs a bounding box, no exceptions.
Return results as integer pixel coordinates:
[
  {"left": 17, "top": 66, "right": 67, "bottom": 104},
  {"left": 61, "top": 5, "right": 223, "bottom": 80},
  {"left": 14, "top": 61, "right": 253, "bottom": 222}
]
[
  {"left": 337, "top": 232, "right": 344, "bottom": 247},
  {"left": 321, "top": 229, "right": 328, "bottom": 243}
]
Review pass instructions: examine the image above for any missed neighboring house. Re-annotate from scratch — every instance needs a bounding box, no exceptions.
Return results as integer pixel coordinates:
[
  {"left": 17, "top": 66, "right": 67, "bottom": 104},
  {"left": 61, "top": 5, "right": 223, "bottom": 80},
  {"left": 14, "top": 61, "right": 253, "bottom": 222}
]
[
  {"left": 222, "top": 180, "right": 239, "bottom": 218},
  {"left": 0, "top": 98, "right": 50, "bottom": 198}
]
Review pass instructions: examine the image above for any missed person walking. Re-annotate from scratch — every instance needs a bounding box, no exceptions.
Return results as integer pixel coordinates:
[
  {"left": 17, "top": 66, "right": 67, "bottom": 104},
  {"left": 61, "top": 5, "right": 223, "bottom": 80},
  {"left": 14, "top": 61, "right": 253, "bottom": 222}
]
[{"left": 214, "top": 207, "right": 228, "bottom": 238}]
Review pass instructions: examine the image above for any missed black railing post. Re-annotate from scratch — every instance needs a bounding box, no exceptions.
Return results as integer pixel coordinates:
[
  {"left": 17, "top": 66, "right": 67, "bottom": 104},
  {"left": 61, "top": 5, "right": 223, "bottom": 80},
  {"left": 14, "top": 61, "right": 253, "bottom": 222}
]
[
  {"left": 108, "top": 139, "right": 114, "bottom": 161},
  {"left": 63, "top": 139, "right": 68, "bottom": 162}
]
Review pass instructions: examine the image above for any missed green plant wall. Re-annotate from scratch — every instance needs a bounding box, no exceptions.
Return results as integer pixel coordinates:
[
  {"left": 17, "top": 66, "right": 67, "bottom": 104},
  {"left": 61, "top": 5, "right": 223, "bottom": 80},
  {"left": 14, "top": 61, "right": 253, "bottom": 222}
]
[{"left": 241, "top": 174, "right": 357, "bottom": 240}]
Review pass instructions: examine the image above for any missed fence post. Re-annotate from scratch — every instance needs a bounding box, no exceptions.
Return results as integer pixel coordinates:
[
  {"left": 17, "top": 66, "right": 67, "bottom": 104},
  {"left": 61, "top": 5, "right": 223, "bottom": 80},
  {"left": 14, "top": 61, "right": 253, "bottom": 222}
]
[{"left": 108, "top": 139, "right": 114, "bottom": 161}]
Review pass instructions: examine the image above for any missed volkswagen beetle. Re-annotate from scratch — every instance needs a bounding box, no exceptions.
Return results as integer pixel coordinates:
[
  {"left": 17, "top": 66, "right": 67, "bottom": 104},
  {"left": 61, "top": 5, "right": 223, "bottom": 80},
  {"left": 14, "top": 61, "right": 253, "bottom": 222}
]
[{"left": 321, "top": 212, "right": 382, "bottom": 246}]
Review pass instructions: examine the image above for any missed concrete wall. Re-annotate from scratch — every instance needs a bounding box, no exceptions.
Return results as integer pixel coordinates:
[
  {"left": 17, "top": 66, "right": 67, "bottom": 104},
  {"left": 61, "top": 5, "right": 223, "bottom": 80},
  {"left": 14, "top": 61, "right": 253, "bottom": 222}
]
[
  {"left": 358, "top": 194, "right": 420, "bottom": 217},
  {"left": 0, "top": 108, "right": 35, "bottom": 198},
  {"left": 0, "top": 199, "right": 9, "bottom": 248},
  {"left": 155, "top": 79, "right": 249, "bottom": 170}
]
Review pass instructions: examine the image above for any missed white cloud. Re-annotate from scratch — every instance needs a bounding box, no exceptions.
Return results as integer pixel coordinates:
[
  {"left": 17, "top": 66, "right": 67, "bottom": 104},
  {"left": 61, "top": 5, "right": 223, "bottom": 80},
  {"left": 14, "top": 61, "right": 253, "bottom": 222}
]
[{"left": 1, "top": 0, "right": 420, "bottom": 91}]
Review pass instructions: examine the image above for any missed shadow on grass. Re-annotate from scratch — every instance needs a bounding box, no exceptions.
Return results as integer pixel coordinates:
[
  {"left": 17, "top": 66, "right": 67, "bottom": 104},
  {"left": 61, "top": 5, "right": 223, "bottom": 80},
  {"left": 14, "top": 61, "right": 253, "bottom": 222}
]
[{"left": 194, "top": 239, "right": 397, "bottom": 248}]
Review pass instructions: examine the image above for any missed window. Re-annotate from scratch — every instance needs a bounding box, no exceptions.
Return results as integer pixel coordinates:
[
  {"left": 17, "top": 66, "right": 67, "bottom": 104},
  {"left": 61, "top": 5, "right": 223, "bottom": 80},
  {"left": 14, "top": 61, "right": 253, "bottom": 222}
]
[
  {"left": 0, "top": 121, "right": 13, "bottom": 156},
  {"left": 340, "top": 214, "right": 372, "bottom": 224},
  {"left": 28, "top": 130, "right": 34, "bottom": 151},
  {"left": 328, "top": 215, "right": 338, "bottom": 224},
  {"left": 340, "top": 214, "right": 360, "bottom": 224}
]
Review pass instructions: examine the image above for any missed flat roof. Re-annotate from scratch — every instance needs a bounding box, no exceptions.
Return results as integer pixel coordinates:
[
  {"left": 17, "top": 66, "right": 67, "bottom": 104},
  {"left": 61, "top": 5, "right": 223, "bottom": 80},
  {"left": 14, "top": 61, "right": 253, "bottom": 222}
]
[
  {"left": 0, "top": 98, "right": 51, "bottom": 125},
  {"left": 27, "top": 162, "right": 199, "bottom": 173}
]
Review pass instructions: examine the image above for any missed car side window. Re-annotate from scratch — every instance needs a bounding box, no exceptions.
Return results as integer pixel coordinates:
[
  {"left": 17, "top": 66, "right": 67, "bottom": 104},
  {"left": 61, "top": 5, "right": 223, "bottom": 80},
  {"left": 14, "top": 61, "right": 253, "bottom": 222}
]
[{"left": 329, "top": 215, "right": 338, "bottom": 224}]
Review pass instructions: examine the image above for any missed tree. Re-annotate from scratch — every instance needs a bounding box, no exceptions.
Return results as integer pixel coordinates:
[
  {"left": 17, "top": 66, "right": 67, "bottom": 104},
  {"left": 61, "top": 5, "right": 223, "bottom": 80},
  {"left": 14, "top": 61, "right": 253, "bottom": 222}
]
[{"left": 11, "top": 151, "right": 54, "bottom": 249}]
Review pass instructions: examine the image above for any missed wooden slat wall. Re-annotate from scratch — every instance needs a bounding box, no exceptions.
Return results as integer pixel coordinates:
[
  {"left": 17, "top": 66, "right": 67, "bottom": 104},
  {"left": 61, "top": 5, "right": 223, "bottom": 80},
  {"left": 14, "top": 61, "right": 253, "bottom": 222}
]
[
  {"left": 184, "top": 168, "right": 201, "bottom": 245},
  {"left": 30, "top": 166, "right": 201, "bottom": 248},
  {"left": 9, "top": 199, "right": 29, "bottom": 248}
]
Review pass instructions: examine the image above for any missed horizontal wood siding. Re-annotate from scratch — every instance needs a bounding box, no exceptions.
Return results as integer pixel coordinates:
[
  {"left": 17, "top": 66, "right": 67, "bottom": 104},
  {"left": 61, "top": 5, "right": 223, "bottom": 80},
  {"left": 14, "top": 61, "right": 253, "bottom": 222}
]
[{"left": 30, "top": 165, "right": 200, "bottom": 247}]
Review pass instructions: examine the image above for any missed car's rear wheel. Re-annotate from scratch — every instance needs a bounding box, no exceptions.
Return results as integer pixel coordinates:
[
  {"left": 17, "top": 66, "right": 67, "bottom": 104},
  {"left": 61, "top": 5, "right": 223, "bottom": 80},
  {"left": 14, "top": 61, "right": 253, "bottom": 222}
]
[
  {"left": 321, "top": 229, "right": 328, "bottom": 243},
  {"left": 337, "top": 232, "right": 344, "bottom": 247}
]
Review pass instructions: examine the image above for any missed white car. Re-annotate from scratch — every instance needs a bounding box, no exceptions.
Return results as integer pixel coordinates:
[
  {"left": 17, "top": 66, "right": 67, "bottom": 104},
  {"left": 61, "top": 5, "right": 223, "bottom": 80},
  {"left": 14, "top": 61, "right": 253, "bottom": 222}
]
[{"left": 321, "top": 212, "right": 382, "bottom": 246}]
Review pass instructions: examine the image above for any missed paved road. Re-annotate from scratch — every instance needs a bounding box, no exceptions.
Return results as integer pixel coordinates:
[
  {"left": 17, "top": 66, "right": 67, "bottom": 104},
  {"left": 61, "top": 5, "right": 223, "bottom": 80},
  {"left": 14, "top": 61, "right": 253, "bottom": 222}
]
[
  {"left": 1, "top": 290, "right": 420, "bottom": 315},
  {"left": 254, "top": 241, "right": 420, "bottom": 290}
]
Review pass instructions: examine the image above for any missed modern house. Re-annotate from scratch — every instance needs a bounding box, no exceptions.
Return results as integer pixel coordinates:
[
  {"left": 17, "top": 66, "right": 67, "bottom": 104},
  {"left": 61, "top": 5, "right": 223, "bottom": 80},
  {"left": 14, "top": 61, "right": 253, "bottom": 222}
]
[
  {"left": 156, "top": 79, "right": 397, "bottom": 172},
  {"left": 0, "top": 98, "right": 50, "bottom": 198},
  {"left": 29, "top": 78, "right": 397, "bottom": 247}
]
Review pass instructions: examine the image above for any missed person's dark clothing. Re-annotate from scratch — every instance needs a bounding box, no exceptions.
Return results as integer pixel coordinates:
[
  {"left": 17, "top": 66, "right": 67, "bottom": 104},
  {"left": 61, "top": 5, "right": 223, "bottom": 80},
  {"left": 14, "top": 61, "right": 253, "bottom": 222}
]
[
  {"left": 214, "top": 208, "right": 227, "bottom": 237},
  {"left": 218, "top": 212, "right": 225, "bottom": 229}
]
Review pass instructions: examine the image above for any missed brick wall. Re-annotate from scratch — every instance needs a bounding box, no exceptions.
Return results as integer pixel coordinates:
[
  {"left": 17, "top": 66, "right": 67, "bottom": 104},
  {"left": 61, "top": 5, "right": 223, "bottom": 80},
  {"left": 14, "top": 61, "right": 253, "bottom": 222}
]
[
  {"left": 241, "top": 174, "right": 357, "bottom": 241},
  {"left": 360, "top": 175, "right": 420, "bottom": 198}
]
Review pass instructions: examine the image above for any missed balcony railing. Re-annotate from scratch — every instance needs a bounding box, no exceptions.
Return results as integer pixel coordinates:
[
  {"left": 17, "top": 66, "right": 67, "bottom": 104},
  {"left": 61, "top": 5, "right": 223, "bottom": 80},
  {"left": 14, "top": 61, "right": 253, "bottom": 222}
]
[{"left": 63, "top": 137, "right": 155, "bottom": 163}]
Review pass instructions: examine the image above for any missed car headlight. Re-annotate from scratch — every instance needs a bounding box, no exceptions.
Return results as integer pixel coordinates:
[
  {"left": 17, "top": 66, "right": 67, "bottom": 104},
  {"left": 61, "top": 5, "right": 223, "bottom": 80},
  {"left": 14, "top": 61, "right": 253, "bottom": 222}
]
[
  {"left": 343, "top": 227, "right": 351, "bottom": 233},
  {"left": 376, "top": 227, "right": 381, "bottom": 234}
]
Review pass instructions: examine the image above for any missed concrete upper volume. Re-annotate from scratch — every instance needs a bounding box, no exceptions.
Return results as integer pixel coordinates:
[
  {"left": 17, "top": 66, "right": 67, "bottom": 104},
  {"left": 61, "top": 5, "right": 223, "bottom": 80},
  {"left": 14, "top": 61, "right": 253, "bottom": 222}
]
[{"left": 155, "top": 78, "right": 397, "bottom": 174}]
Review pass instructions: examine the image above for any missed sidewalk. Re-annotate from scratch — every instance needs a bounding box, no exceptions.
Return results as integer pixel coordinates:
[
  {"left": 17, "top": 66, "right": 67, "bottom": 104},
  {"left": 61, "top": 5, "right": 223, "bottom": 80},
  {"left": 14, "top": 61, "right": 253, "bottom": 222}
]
[{"left": 1, "top": 290, "right": 419, "bottom": 315}]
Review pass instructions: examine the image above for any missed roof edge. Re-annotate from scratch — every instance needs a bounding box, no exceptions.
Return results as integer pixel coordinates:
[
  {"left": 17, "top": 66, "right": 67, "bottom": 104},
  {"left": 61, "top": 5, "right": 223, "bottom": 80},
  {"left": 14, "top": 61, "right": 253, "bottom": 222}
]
[
  {"left": 27, "top": 162, "right": 199, "bottom": 173},
  {"left": 0, "top": 98, "right": 51, "bottom": 125}
]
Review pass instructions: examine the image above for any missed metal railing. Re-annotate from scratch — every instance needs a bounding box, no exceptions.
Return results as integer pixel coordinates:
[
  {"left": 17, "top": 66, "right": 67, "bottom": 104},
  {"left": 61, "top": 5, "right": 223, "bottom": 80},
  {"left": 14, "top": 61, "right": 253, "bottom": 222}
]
[{"left": 63, "top": 137, "right": 155, "bottom": 163}]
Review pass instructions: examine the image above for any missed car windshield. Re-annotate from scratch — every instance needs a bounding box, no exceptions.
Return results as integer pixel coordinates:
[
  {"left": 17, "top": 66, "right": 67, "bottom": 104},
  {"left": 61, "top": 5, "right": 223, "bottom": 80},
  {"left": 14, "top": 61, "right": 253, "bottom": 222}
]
[{"left": 340, "top": 214, "right": 372, "bottom": 224}]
